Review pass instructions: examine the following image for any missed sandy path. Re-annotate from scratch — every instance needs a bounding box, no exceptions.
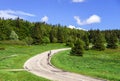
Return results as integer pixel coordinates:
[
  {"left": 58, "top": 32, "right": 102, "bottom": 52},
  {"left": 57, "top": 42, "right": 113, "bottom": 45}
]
[{"left": 23, "top": 48, "right": 105, "bottom": 81}]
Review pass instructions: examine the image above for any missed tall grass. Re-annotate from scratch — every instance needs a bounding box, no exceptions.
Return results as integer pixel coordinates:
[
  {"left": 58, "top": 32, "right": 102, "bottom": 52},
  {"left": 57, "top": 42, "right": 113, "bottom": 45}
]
[
  {"left": 0, "top": 43, "right": 66, "bottom": 81},
  {"left": 51, "top": 48, "right": 120, "bottom": 81}
]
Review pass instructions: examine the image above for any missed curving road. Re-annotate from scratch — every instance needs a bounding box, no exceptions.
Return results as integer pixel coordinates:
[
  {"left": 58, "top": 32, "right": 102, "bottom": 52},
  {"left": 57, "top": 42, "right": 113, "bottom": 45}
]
[{"left": 23, "top": 48, "right": 105, "bottom": 81}]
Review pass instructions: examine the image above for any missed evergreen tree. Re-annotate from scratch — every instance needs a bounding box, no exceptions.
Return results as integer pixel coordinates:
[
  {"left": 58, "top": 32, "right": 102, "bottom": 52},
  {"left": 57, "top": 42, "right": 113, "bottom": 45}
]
[
  {"left": 107, "top": 33, "right": 118, "bottom": 49},
  {"left": 31, "top": 22, "right": 42, "bottom": 44},
  {"left": 92, "top": 30, "right": 105, "bottom": 51},
  {"left": 57, "top": 26, "right": 64, "bottom": 43},
  {"left": 70, "top": 39, "right": 85, "bottom": 56},
  {"left": 66, "top": 36, "right": 74, "bottom": 47},
  {"left": 82, "top": 33, "right": 89, "bottom": 50},
  {"left": 50, "top": 26, "right": 57, "bottom": 43}
]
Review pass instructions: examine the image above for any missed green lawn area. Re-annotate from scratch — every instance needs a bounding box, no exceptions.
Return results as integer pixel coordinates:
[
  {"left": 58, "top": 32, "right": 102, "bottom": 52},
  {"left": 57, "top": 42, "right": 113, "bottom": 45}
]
[
  {"left": 0, "top": 43, "right": 66, "bottom": 81},
  {"left": 51, "top": 48, "right": 120, "bottom": 81}
]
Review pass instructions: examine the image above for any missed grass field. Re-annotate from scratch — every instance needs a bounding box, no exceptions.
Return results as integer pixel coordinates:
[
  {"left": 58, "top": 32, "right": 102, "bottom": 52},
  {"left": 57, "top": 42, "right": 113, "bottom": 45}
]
[
  {"left": 0, "top": 43, "right": 66, "bottom": 81},
  {"left": 51, "top": 48, "right": 120, "bottom": 81}
]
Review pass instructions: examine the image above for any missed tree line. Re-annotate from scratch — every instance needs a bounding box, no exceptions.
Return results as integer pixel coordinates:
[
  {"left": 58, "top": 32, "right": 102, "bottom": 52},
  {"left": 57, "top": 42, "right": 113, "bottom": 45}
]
[{"left": 0, "top": 17, "right": 120, "bottom": 53}]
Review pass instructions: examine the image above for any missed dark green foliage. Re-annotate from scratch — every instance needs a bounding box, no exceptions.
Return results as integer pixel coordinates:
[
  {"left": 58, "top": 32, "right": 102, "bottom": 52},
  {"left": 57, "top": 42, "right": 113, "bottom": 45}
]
[
  {"left": 0, "top": 19, "right": 11, "bottom": 40},
  {"left": 70, "top": 39, "right": 85, "bottom": 56},
  {"left": 57, "top": 26, "right": 64, "bottom": 43},
  {"left": 31, "top": 22, "right": 42, "bottom": 44},
  {"left": 90, "top": 30, "right": 105, "bottom": 51},
  {"left": 107, "top": 33, "right": 118, "bottom": 49},
  {"left": 0, "top": 18, "right": 120, "bottom": 47},
  {"left": 66, "top": 36, "right": 74, "bottom": 47},
  {"left": 82, "top": 33, "right": 89, "bottom": 50},
  {"left": 50, "top": 26, "right": 58, "bottom": 43}
]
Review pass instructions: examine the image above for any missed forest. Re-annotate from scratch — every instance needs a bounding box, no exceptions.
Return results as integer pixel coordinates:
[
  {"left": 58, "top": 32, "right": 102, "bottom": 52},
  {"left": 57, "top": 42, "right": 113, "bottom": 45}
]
[{"left": 0, "top": 17, "right": 120, "bottom": 51}]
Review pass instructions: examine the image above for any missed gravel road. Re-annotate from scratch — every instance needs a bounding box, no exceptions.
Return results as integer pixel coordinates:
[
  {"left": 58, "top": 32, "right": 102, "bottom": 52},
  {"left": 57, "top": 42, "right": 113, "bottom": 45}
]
[{"left": 23, "top": 48, "right": 105, "bottom": 81}]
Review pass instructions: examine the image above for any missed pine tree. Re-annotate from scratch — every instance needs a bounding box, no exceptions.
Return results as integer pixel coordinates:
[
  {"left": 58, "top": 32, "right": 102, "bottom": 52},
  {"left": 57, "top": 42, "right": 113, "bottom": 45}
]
[
  {"left": 82, "top": 33, "right": 89, "bottom": 50},
  {"left": 31, "top": 22, "right": 42, "bottom": 44},
  {"left": 57, "top": 25, "right": 65, "bottom": 43},
  {"left": 66, "top": 36, "right": 74, "bottom": 47},
  {"left": 107, "top": 33, "right": 118, "bottom": 49},
  {"left": 92, "top": 30, "right": 105, "bottom": 51},
  {"left": 70, "top": 39, "right": 85, "bottom": 56},
  {"left": 50, "top": 26, "right": 57, "bottom": 43}
]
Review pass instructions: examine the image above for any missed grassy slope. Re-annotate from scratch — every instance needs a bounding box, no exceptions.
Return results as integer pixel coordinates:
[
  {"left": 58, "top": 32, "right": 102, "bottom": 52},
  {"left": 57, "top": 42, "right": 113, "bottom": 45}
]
[
  {"left": 0, "top": 43, "right": 66, "bottom": 81},
  {"left": 51, "top": 48, "right": 120, "bottom": 81}
]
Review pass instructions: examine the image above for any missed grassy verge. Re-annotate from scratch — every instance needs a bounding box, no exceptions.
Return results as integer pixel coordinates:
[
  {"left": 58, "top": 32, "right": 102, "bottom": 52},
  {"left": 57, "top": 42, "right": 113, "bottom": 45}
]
[
  {"left": 51, "top": 48, "right": 120, "bottom": 81},
  {"left": 0, "top": 43, "right": 66, "bottom": 81}
]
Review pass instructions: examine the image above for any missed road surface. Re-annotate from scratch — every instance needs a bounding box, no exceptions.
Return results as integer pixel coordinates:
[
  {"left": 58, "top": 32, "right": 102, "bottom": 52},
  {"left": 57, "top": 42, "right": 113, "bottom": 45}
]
[{"left": 23, "top": 48, "right": 105, "bottom": 81}]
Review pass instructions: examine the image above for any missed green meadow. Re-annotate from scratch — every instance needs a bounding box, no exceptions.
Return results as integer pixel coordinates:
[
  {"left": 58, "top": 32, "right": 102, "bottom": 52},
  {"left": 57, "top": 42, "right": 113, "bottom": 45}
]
[
  {"left": 51, "top": 48, "right": 120, "bottom": 81},
  {"left": 0, "top": 43, "right": 66, "bottom": 81}
]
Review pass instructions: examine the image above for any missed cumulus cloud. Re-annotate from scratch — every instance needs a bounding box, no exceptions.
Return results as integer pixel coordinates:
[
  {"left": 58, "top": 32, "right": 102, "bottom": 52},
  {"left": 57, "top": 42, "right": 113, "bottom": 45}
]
[
  {"left": 0, "top": 9, "right": 35, "bottom": 19},
  {"left": 86, "top": 15, "right": 101, "bottom": 24},
  {"left": 41, "top": 16, "right": 49, "bottom": 22},
  {"left": 72, "top": 0, "right": 85, "bottom": 3},
  {"left": 74, "top": 15, "right": 101, "bottom": 25}
]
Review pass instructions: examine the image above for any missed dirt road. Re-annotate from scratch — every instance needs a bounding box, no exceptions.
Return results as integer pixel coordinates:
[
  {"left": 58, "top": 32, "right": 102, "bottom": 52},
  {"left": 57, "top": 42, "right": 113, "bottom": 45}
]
[{"left": 23, "top": 48, "right": 105, "bottom": 81}]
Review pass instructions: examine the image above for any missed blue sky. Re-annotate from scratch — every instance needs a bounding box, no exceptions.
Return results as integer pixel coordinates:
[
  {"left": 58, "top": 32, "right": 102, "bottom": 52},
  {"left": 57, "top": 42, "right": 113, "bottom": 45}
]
[{"left": 0, "top": 0, "right": 120, "bottom": 30}]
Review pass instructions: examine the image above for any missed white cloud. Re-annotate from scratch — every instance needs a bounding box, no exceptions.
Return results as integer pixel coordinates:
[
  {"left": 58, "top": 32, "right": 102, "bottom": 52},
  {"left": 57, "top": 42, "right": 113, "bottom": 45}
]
[
  {"left": 86, "top": 15, "right": 101, "bottom": 24},
  {"left": 74, "top": 15, "right": 101, "bottom": 25},
  {"left": 72, "top": 0, "right": 85, "bottom": 3},
  {"left": 68, "top": 25, "right": 76, "bottom": 29},
  {"left": 68, "top": 25, "right": 87, "bottom": 31},
  {"left": 15, "top": 11, "right": 35, "bottom": 17},
  {"left": 0, "top": 9, "right": 35, "bottom": 19},
  {"left": 74, "top": 16, "right": 84, "bottom": 25},
  {"left": 41, "top": 16, "right": 49, "bottom": 22}
]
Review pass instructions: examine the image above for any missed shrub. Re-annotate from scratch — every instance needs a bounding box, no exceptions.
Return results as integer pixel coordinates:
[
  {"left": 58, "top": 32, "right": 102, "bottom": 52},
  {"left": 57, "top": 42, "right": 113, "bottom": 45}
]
[
  {"left": 9, "top": 30, "right": 19, "bottom": 40},
  {"left": 23, "top": 37, "right": 33, "bottom": 45},
  {"left": 52, "top": 37, "right": 58, "bottom": 43},
  {"left": 42, "top": 37, "right": 50, "bottom": 44}
]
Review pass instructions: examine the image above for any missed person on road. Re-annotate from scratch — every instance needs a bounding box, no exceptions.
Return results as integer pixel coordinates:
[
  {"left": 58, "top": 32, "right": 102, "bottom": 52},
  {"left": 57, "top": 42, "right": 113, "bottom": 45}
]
[{"left": 47, "top": 50, "right": 51, "bottom": 64}]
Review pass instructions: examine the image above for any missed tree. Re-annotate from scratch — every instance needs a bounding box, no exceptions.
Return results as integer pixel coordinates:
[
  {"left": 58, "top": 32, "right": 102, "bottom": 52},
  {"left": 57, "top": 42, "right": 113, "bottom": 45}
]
[
  {"left": 42, "top": 36, "right": 50, "bottom": 44},
  {"left": 92, "top": 30, "right": 105, "bottom": 51},
  {"left": 50, "top": 26, "right": 57, "bottom": 43},
  {"left": 70, "top": 39, "right": 85, "bottom": 56},
  {"left": 82, "top": 33, "right": 89, "bottom": 50},
  {"left": 31, "top": 22, "right": 42, "bottom": 44},
  {"left": 57, "top": 26, "right": 64, "bottom": 43},
  {"left": 107, "top": 33, "right": 118, "bottom": 49},
  {"left": 66, "top": 36, "right": 74, "bottom": 47},
  {"left": 9, "top": 30, "right": 19, "bottom": 40}
]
